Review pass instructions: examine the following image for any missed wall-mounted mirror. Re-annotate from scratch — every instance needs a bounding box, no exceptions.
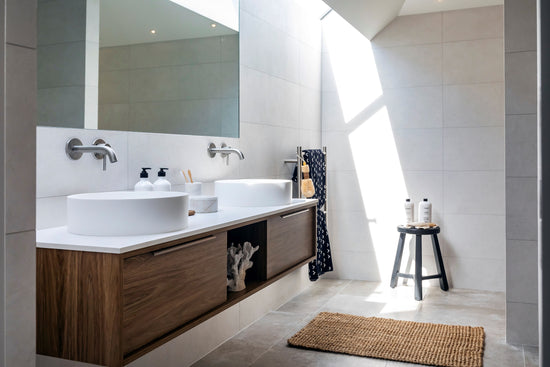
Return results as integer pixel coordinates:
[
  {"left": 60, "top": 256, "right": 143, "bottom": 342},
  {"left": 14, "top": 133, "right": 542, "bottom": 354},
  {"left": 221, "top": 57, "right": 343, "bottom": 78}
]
[{"left": 37, "top": 0, "right": 239, "bottom": 137}]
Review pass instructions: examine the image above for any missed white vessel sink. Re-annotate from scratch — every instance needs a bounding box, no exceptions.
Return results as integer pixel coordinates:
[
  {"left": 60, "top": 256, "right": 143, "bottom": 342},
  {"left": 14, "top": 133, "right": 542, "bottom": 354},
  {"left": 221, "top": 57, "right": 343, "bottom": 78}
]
[
  {"left": 215, "top": 179, "right": 292, "bottom": 207},
  {"left": 67, "top": 191, "right": 189, "bottom": 236}
]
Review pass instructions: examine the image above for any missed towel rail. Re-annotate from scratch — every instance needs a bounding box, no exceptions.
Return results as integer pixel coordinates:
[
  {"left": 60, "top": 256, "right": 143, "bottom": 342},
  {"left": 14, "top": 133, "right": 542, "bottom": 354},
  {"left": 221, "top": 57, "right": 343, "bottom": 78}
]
[{"left": 284, "top": 146, "right": 327, "bottom": 212}]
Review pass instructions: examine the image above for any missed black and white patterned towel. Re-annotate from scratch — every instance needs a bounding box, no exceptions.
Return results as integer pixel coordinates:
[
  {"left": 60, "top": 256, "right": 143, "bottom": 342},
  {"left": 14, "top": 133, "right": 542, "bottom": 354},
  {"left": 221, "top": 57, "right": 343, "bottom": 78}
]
[{"left": 301, "top": 149, "right": 333, "bottom": 281}]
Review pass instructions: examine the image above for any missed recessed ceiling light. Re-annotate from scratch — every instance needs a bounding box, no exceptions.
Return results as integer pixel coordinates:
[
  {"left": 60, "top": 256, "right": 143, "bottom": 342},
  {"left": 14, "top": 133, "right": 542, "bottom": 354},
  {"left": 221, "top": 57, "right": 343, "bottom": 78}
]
[
  {"left": 211, "top": 23, "right": 217, "bottom": 28},
  {"left": 150, "top": 29, "right": 157, "bottom": 34}
]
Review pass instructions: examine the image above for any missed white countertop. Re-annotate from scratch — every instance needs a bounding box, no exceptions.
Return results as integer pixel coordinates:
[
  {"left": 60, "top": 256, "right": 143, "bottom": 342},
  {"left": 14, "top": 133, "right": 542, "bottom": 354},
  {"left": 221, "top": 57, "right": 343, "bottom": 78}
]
[{"left": 36, "top": 199, "right": 317, "bottom": 254}]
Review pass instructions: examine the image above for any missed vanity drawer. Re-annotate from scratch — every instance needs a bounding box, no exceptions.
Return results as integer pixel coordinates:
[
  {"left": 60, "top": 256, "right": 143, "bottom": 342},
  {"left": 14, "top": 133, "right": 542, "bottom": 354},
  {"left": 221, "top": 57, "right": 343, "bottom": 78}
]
[
  {"left": 122, "top": 232, "right": 227, "bottom": 355},
  {"left": 266, "top": 207, "right": 316, "bottom": 278}
]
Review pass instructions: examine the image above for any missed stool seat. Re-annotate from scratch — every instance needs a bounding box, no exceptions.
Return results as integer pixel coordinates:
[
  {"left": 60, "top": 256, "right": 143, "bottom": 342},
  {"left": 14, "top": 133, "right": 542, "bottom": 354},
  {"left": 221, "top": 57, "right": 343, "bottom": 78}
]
[
  {"left": 391, "top": 225, "right": 448, "bottom": 301},
  {"left": 397, "top": 225, "right": 440, "bottom": 235}
]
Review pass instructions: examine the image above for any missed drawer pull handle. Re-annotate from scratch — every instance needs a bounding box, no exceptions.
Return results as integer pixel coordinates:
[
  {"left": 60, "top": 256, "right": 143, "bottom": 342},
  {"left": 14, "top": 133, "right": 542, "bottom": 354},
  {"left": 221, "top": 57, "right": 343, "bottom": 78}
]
[
  {"left": 281, "top": 209, "right": 310, "bottom": 219},
  {"left": 153, "top": 235, "right": 217, "bottom": 256}
]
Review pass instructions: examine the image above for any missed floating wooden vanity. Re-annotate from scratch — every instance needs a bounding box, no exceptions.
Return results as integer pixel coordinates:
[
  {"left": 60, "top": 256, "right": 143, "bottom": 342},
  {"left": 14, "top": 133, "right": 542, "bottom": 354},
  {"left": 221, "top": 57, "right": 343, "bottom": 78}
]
[{"left": 37, "top": 200, "right": 316, "bottom": 367}]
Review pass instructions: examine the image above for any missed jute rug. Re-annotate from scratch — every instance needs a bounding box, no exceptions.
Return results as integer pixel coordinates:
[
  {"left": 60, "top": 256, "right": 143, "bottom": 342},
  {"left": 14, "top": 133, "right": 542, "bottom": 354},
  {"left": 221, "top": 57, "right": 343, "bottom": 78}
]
[{"left": 288, "top": 312, "right": 485, "bottom": 367}]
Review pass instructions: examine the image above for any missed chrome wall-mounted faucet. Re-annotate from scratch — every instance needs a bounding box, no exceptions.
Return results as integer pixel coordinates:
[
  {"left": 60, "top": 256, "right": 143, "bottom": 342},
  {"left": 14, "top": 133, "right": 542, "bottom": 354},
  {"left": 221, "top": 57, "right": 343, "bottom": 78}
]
[
  {"left": 208, "top": 143, "right": 245, "bottom": 160},
  {"left": 66, "top": 138, "right": 118, "bottom": 171}
]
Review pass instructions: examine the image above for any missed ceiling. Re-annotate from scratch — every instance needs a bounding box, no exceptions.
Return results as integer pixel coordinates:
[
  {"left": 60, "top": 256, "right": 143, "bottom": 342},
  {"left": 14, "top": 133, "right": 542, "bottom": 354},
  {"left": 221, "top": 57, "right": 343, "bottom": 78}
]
[
  {"left": 100, "top": 0, "right": 236, "bottom": 48},
  {"left": 323, "top": 0, "right": 504, "bottom": 40},
  {"left": 400, "top": 0, "right": 503, "bottom": 16}
]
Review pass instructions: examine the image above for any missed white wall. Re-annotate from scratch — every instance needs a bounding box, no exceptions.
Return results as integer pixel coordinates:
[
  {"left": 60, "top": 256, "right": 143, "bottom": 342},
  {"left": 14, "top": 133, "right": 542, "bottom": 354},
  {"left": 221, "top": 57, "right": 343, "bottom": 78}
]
[
  {"left": 36, "top": 0, "right": 322, "bottom": 365},
  {"left": 504, "top": 0, "right": 538, "bottom": 347},
  {"left": 322, "top": 6, "right": 505, "bottom": 291}
]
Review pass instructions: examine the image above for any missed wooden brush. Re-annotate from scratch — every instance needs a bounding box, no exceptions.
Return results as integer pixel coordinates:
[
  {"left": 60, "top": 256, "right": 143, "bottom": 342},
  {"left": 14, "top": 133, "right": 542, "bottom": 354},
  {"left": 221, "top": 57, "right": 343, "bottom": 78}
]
[{"left": 301, "top": 162, "right": 315, "bottom": 198}]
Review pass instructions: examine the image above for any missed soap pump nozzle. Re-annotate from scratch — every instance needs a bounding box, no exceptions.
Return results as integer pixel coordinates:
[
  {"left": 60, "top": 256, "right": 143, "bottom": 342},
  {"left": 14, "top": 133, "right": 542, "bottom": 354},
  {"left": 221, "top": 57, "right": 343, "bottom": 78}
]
[
  {"left": 157, "top": 167, "right": 168, "bottom": 177},
  {"left": 140, "top": 167, "right": 151, "bottom": 178}
]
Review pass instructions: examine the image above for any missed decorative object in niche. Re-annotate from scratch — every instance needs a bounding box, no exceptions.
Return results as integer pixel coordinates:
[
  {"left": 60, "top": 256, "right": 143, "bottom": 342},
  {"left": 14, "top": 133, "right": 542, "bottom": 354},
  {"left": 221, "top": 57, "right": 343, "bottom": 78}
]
[{"left": 227, "top": 242, "right": 259, "bottom": 292}]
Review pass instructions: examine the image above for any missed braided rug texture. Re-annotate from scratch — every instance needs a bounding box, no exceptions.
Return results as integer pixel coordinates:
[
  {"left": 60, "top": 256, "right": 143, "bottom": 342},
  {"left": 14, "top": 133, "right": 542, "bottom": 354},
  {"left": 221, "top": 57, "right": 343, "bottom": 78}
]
[{"left": 288, "top": 312, "right": 485, "bottom": 367}]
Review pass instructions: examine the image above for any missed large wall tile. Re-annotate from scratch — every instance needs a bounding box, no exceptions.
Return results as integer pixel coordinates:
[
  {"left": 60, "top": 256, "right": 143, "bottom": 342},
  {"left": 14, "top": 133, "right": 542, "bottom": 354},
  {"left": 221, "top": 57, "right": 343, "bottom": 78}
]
[
  {"left": 36, "top": 127, "right": 129, "bottom": 198},
  {"left": 98, "top": 70, "right": 129, "bottom": 104},
  {"left": 445, "top": 257, "right": 504, "bottom": 291},
  {"left": 443, "top": 6, "right": 503, "bottom": 42},
  {"left": 506, "top": 177, "right": 538, "bottom": 241},
  {"left": 506, "top": 240, "right": 538, "bottom": 304},
  {"left": 373, "top": 44, "right": 442, "bottom": 89},
  {"left": 443, "top": 83, "right": 504, "bottom": 127},
  {"left": 36, "top": 196, "right": 67, "bottom": 230},
  {"left": 444, "top": 171, "right": 504, "bottom": 215},
  {"left": 505, "top": 0, "right": 537, "bottom": 53},
  {"left": 240, "top": 66, "right": 269, "bottom": 124},
  {"left": 443, "top": 127, "right": 504, "bottom": 171},
  {"left": 402, "top": 171, "right": 444, "bottom": 223},
  {"left": 6, "top": 45, "right": 36, "bottom": 233},
  {"left": 385, "top": 86, "right": 443, "bottom": 129},
  {"left": 265, "top": 76, "right": 300, "bottom": 127},
  {"left": 38, "top": 87, "right": 85, "bottom": 128},
  {"left": 321, "top": 91, "right": 346, "bottom": 131},
  {"left": 442, "top": 214, "right": 505, "bottom": 260},
  {"left": 506, "top": 114, "right": 537, "bottom": 177},
  {"left": 299, "top": 86, "right": 321, "bottom": 131},
  {"left": 7, "top": 0, "right": 37, "bottom": 48},
  {"left": 324, "top": 131, "right": 355, "bottom": 171},
  {"left": 99, "top": 46, "right": 130, "bottom": 71},
  {"left": 37, "top": 0, "right": 86, "bottom": 45},
  {"left": 299, "top": 41, "right": 321, "bottom": 90},
  {"left": 38, "top": 42, "right": 86, "bottom": 88},
  {"left": 130, "top": 68, "right": 180, "bottom": 102},
  {"left": 325, "top": 250, "right": 382, "bottom": 281},
  {"left": 328, "top": 210, "right": 374, "bottom": 253},
  {"left": 443, "top": 38, "right": 504, "bottom": 84},
  {"left": 505, "top": 51, "right": 537, "bottom": 115},
  {"left": 393, "top": 128, "right": 443, "bottom": 171},
  {"left": 372, "top": 12, "right": 442, "bottom": 48},
  {"left": 126, "top": 132, "right": 239, "bottom": 186},
  {"left": 326, "top": 171, "right": 365, "bottom": 212},
  {"left": 506, "top": 302, "right": 539, "bottom": 345},
  {"left": 5, "top": 231, "right": 36, "bottom": 367}
]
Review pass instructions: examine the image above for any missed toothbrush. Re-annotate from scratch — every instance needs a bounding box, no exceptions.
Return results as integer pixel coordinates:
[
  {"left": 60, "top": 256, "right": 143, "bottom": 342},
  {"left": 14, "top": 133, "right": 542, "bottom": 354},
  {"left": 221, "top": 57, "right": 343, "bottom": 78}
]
[
  {"left": 181, "top": 170, "right": 189, "bottom": 183},
  {"left": 188, "top": 169, "right": 194, "bottom": 183}
]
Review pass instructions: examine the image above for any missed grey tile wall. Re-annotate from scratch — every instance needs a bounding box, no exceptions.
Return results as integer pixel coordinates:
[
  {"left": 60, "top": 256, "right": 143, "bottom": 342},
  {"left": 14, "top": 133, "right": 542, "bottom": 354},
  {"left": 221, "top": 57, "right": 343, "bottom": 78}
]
[
  {"left": 323, "top": 6, "right": 505, "bottom": 290},
  {"left": 2, "top": 0, "right": 37, "bottom": 366},
  {"left": 505, "top": 0, "right": 539, "bottom": 346}
]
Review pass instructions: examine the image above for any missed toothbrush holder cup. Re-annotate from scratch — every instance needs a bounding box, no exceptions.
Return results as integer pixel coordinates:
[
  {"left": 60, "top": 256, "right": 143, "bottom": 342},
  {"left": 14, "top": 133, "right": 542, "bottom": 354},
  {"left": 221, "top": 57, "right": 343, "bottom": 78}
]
[{"left": 184, "top": 182, "right": 202, "bottom": 196}]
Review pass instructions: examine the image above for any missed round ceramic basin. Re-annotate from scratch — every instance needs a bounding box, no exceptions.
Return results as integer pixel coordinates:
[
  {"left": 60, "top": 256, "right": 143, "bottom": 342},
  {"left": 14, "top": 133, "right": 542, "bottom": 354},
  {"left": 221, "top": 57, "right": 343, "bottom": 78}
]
[
  {"left": 67, "top": 191, "right": 189, "bottom": 236},
  {"left": 215, "top": 179, "right": 292, "bottom": 207}
]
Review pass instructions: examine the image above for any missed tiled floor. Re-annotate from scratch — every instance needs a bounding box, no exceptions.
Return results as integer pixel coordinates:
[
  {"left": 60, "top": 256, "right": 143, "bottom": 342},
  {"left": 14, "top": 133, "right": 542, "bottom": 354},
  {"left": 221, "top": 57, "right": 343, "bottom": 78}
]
[{"left": 193, "top": 279, "right": 539, "bottom": 367}]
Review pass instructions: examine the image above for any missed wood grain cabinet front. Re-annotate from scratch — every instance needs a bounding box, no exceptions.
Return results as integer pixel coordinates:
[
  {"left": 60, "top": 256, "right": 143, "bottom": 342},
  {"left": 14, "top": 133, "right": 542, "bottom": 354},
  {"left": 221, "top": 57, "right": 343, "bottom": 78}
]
[
  {"left": 122, "top": 233, "right": 227, "bottom": 356},
  {"left": 266, "top": 207, "right": 316, "bottom": 278},
  {"left": 37, "top": 202, "right": 318, "bottom": 367}
]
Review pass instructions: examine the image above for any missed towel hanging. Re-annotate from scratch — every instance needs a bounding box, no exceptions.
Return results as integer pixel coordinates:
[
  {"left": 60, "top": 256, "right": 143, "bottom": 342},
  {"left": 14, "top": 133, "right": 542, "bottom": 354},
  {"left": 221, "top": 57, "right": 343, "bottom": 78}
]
[{"left": 301, "top": 149, "right": 333, "bottom": 281}]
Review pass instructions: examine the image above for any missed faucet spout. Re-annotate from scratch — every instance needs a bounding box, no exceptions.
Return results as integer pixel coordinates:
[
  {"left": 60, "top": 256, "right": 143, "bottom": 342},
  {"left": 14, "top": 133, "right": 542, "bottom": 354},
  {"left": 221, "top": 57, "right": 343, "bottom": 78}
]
[
  {"left": 208, "top": 143, "right": 245, "bottom": 160},
  {"left": 65, "top": 138, "right": 118, "bottom": 170},
  {"left": 96, "top": 144, "right": 118, "bottom": 163}
]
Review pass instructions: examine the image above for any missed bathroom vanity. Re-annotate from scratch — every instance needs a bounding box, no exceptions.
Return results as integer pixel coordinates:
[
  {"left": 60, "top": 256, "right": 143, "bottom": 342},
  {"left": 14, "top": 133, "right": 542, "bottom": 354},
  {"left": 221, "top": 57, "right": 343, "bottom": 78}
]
[{"left": 36, "top": 199, "right": 316, "bottom": 367}]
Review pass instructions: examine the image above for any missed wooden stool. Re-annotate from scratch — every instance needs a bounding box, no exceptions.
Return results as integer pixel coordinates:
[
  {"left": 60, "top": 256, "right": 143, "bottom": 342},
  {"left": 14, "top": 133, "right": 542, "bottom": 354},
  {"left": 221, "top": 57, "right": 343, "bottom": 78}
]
[{"left": 390, "top": 225, "right": 449, "bottom": 301}]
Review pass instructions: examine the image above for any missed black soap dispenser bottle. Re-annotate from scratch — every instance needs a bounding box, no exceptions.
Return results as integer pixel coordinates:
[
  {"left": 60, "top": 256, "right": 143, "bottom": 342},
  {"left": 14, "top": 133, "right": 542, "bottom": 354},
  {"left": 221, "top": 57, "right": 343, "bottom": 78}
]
[
  {"left": 134, "top": 168, "right": 154, "bottom": 191},
  {"left": 153, "top": 168, "right": 171, "bottom": 191}
]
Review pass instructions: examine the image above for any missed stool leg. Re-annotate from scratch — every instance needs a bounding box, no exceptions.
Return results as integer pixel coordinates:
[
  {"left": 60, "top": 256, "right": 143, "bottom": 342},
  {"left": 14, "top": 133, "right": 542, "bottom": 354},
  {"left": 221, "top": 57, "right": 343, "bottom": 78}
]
[
  {"left": 415, "top": 234, "right": 423, "bottom": 301},
  {"left": 431, "top": 234, "right": 449, "bottom": 291},
  {"left": 390, "top": 233, "right": 406, "bottom": 288}
]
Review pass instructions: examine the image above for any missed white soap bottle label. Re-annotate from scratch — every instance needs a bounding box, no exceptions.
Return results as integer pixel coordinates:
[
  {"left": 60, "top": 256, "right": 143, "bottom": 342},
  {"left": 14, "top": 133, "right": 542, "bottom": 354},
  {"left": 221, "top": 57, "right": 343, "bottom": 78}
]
[
  {"left": 418, "top": 198, "right": 432, "bottom": 223},
  {"left": 404, "top": 199, "right": 414, "bottom": 223}
]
